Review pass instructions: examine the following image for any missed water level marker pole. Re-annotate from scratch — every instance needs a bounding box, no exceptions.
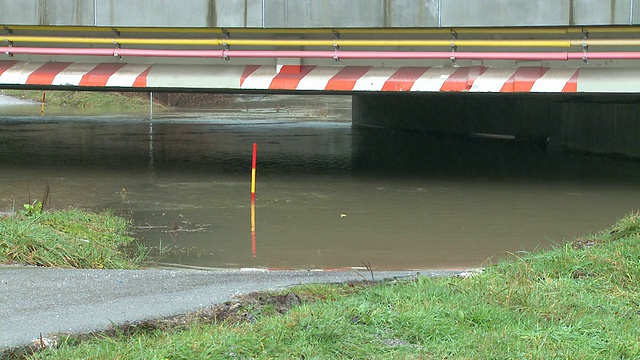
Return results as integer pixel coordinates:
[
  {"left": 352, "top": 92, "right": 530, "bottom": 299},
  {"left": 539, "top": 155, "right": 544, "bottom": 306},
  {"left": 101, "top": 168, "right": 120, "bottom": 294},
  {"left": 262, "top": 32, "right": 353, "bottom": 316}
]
[
  {"left": 251, "top": 143, "right": 257, "bottom": 202},
  {"left": 251, "top": 198, "right": 257, "bottom": 259},
  {"left": 251, "top": 142, "right": 257, "bottom": 258},
  {"left": 40, "top": 92, "right": 46, "bottom": 116},
  {"left": 149, "top": 92, "right": 153, "bottom": 120}
]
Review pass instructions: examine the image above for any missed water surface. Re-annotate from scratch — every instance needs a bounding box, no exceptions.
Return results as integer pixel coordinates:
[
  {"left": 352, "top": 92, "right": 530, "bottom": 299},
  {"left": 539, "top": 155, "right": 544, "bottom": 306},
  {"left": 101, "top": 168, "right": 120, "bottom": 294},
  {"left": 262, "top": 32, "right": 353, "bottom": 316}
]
[{"left": 1, "top": 94, "right": 639, "bottom": 270}]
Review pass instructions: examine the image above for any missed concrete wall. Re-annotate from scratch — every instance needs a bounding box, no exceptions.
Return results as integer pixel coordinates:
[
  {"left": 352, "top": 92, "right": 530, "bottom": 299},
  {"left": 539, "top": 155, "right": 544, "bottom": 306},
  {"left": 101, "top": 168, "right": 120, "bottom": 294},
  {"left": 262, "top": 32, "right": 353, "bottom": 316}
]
[
  {"left": 573, "top": 0, "right": 633, "bottom": 25},
  {"left": 0, "top": 0, "right": 637, "bottom": 27},
  {"left": 352, "top": 93, "right": 559, "bottom": 139},
  {"left": 442, "top": 0, "right": 635, "bottom": 26},
  {"left": 353, "top": 93, "right": 640, "bottom": 158},
  {"left": 0, "top": 0, "right": 95, "bottom": 26},
  {"left": 264, "top": 0, "right": 439, "bottom": 27},
  {"left": 562, "top": 100, "right": 640, "bottom": 157}
]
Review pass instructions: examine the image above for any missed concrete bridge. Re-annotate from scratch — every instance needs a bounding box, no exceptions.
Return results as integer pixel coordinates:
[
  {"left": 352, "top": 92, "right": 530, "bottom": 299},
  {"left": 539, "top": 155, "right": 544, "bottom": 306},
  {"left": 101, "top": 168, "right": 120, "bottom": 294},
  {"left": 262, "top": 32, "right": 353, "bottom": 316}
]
[{"left": 1, "top": 0, "right": 640, "bottom": 157}]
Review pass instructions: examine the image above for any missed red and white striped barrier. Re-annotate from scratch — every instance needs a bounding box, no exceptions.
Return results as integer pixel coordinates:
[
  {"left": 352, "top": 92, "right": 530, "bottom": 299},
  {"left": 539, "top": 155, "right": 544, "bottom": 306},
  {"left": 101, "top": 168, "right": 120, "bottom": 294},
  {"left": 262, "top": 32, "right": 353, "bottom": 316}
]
[
  {"left": 240, "top": 65, "right": 580, "bottom": 93},
  {"left": 0, "top": 60, "right": 617, "bottom": 93}
]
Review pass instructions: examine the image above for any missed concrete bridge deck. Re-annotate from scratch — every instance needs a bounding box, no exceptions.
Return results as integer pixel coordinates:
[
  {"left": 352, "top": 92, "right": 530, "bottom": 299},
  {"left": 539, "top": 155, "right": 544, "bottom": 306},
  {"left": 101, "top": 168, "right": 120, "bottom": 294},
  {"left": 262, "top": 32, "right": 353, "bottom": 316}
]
[{"left": 2, "top": 0, "right": 640, "bottom": 28}]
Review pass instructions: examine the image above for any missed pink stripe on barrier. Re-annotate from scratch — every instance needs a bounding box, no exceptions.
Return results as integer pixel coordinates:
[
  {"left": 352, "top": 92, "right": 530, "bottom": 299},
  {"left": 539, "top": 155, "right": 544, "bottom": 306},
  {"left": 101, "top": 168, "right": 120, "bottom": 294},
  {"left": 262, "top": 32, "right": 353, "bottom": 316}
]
[
  {"left": 79, "top": 63, "right": 126, "bottom": 87},
  {"left": 455, "top": 52, "right": 568, "bottom": 61},
  {"left": 440, "top": 66, "right": 488, "bottom": 92},
  {"left": 0, "top": 47, "right": 113, "bottom": 56},
  {"left": 117, "top": 49, "right": 224, "bottom": 58},
  {"left": 25, "top": 62, "right": 72, "bottom": 85},
  {"left": 500, "top": 67, "right": 549, "bottom": 92},
  {"left": 229, "top": 50, "right": 335, "bottom": 59},
  {"left": 325, "top": 66, "right": 372, "bottom": 91},
  {"left": 567, "top": 52, "right": 640, "bottom": 60},
  {"left": 269, "top": 65, "right": 316, "bottom": 90},
  {"left": 382, "top": 67, "right": 430, "bottom": 91}
]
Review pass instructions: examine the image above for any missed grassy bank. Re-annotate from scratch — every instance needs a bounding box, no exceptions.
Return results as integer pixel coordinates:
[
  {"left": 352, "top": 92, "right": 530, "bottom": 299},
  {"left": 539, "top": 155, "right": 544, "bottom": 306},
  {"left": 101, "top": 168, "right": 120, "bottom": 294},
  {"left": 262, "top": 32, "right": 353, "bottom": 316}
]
[
  {"left": 0, "top": 209, "right": 146, "bottom": 269},
  {"left": 19, "top": 212, "right": 640, "bottom": 359},
  {"left": 0, "top": 89, "right": 150, "bottom": 110}
]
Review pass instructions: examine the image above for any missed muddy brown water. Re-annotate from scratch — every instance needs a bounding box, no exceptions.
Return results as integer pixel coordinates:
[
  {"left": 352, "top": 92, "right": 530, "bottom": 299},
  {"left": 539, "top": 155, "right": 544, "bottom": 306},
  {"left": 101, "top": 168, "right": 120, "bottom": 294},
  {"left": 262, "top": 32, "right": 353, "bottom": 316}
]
[{"left": 1, "top": 94, "right": 639, "bottom": 270}]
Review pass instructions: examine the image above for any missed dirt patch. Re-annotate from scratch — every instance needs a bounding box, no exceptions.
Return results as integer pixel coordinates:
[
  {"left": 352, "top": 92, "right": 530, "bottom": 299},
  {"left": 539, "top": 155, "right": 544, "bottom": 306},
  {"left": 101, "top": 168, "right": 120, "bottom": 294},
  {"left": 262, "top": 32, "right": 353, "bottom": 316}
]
[
  {"left": 117, "top": 291, "right": 303, "bottom": 334},
  {"left": 150, "top": 93, "right": 233, "bottom": 109},
  {"left": 1, "top": 291, "right": 302, "bottom": 358},
  {"left": 572, "top": 237, "right": 598, "bottom": 250}
]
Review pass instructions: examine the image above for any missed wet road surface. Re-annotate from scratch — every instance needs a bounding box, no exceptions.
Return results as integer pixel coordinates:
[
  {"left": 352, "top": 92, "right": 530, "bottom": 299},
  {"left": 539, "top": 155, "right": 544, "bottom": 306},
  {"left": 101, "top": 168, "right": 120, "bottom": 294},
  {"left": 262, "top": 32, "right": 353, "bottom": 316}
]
[{"left": 0, "top": 265, "right": 469, "bottom": 349}]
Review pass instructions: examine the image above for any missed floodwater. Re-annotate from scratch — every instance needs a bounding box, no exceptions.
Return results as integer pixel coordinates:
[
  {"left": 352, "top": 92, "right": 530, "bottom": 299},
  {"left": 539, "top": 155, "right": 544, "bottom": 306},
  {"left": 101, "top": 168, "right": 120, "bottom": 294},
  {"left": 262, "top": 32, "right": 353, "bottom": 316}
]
[{"left": 1, "top": 94, "right": 640, "bottom": 270}]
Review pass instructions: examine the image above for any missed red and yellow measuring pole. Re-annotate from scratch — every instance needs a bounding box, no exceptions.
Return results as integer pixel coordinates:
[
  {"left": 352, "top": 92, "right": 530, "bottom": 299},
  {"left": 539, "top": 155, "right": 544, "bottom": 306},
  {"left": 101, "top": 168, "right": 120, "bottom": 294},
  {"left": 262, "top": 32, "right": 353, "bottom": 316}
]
[
  {"left": 40, "top": 92, "right": 46, "bottom": 115},
  {"left": 250, "top": 143, "right": 257, "bottom": 258},
  {"left": 251, "top": 143, "right": 257, "bottom": 202}
]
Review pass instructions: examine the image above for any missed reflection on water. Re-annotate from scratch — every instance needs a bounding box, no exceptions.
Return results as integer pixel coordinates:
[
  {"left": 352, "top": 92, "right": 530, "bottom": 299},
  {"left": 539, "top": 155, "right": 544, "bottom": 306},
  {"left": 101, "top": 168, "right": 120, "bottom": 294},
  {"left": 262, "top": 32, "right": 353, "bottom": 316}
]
[{"left": 1, "top": 95, "right": 640, "bottom": 270}]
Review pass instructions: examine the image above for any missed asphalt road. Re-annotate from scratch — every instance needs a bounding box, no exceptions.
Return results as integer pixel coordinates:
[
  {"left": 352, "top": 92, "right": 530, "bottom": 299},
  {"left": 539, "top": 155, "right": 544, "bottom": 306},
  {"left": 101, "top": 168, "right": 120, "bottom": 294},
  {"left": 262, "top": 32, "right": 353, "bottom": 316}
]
[{"left": 0, "top": 266, "right": 467, "bottom": 349}]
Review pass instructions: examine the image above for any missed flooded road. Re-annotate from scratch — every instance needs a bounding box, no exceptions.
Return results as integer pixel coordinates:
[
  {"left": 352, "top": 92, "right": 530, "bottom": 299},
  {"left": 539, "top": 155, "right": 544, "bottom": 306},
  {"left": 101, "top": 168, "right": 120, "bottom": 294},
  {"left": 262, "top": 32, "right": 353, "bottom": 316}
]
[{"left": 1, "top": 94, "right": 639, "bottom": 270}]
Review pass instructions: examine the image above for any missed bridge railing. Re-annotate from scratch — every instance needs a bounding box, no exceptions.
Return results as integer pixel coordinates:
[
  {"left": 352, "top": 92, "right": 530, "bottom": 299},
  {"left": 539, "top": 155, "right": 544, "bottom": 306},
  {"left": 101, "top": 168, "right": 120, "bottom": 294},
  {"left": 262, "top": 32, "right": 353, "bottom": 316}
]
[
  {"left": 3, "top": 25, "right": 640, "bottom": 65},
  {"left": 2, "top": 1, "right": 640, "bottom": 94}
]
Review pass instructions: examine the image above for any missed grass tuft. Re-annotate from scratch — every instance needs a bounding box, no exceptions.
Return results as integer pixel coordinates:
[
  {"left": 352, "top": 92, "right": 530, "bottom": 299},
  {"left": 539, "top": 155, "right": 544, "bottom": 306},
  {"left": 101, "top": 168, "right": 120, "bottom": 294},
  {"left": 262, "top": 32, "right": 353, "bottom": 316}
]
[
  {"left": 0, "top": 209, "right": 146, "bottom": 269},
  {"left": 1, "top": 90, "right": 151, "bottom": 110}
]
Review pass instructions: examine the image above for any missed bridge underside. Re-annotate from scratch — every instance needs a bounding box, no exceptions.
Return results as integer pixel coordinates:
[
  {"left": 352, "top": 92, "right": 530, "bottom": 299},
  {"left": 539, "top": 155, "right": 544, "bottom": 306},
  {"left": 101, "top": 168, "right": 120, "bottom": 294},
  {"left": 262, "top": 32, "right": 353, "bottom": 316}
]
[
  {"left": 1, "top": 60, "right": 639, "bottom": 159},
  {"left": 354, "top": 92, "right": 640, "bottom": 159}
]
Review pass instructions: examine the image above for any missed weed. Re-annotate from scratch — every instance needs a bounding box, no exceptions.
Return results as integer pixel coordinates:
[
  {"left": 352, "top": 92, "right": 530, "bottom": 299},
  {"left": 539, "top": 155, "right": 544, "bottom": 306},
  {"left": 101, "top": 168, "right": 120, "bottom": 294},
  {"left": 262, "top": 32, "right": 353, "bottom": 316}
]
[{"left": 22, "top": 200, "right": 43, "bottom": 217}]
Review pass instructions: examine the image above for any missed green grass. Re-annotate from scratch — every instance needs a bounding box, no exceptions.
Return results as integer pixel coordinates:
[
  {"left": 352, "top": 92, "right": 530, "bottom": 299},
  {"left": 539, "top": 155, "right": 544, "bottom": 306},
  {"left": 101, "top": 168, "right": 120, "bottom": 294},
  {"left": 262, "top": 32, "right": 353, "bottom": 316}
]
[
  {"left": 0, "top": 209, "right": 146, "bottom": 269},
  {"left": 1, "top": 89, "right": 151, "bottom": 110},
  {"left": 23, "top": 212, "right": 640, "bottom": 359}
]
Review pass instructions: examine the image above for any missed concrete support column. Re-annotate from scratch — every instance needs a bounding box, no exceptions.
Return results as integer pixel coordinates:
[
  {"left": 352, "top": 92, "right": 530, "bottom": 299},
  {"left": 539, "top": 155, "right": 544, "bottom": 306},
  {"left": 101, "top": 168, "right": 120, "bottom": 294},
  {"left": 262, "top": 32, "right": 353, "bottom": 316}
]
[{"left": 561, "top": 100, "right": 640, "bottom": 158}]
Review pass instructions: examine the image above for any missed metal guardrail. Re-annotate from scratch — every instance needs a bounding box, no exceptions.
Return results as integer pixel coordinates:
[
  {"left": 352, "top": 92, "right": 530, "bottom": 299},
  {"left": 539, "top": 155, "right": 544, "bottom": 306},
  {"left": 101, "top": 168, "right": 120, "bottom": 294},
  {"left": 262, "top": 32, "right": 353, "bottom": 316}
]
[{"left": 3, "top": 25, "right": 640, "bottom": 62}]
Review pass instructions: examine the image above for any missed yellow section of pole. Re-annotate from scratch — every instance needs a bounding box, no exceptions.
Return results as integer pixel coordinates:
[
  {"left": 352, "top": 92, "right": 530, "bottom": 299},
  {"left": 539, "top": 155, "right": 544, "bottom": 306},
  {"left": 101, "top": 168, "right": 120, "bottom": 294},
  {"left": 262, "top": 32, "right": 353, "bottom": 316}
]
[
  {"left": 251, "top": 143, "right": 257, "bottom": 202},
  {"left": 251, "top": 168, "right": 257, "bottom": 195},
  {"left": 250, "top": 142, "right": 257, "bottom": 259},
  {"left": 40, "top": 92, "right": 46, "bottom": 116}
]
